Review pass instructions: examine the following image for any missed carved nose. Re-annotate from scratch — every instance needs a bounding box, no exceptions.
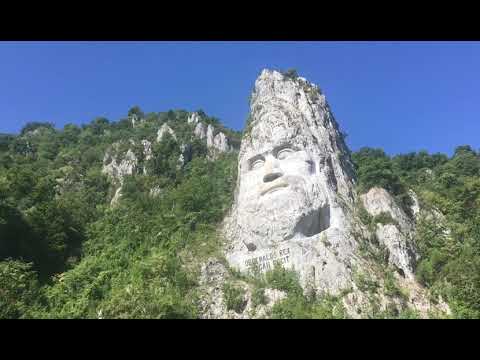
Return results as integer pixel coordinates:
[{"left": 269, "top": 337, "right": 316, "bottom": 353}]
[
  {"left": 263, "top": 156, "right": 283, "bottom": 183},
  {"left": 263, "top": 172, "right": 283, "bottom": 183}
]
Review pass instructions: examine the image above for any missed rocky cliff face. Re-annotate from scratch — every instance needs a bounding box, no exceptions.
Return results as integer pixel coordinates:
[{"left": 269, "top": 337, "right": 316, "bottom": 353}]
[
  {"left": 102, "top": 111, "right": 237, "bottom": 206},
  {"left": 210, "top": 69, "right": 449, "bottom": 318},
  {"left": 102, "top": 145, "right": 139, "bottom": 187},
  {"left": 360, "top": 187, "right": 417, "bottom": 279},
  {"left": 98, "top": 70, "right": 449, "bottom": 318},
  {"left": 191, "top": 115, "right": 232, "bottom": 153},
  {"left": 223, "top": 69, "right": 359, "bottom": 294},
  {"left": 157, "top": 123, "right": 177, "bottom": 142}
]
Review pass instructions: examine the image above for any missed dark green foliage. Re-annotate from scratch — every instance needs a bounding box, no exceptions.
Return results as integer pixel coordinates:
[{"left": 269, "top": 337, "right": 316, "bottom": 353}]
[
  {"left": 265, "top": 263, "right": 303, "bottom": 296},
  {"left": 0, "top": 197, "right": 36, "bottom": 260},
  {"left": 390, "top": 147, "right": 480, "bottom": 318},
  {"left": 353, "top": 147, "right": 419, "bottom": 217},
  {"left": 281, "top": 68, "right": 299, "bottom": 80},
  {"left": 2, "top": 102, "right": 480, "bottom": 319},
  {"left": 0, "top": 260, "right": 42, "bottom": 318},
  {"left": 89, "top": 117, "right": 110, "bottom": 136},
  {"left": 384, "top": 270, "right": 406, "bottom": 299},
  {"left": 264, "top": 263, "right": 347, "bottom": 319},
  {"left": 39, "top": 149, "right": 237, "bottom": 318},
  {"left": 372, "top": 211, "right": 398, "bottom": 227},
  {"left": 0, "top": 133, "right": 14, "bottom": 152},
  {"left": 354, "top": 271, "right": 379, "bottom": 294},
  {"left": 222, "top": 282, "right": 246, "bottom": 313},
  {"left": 352, "top": 148, "right": 404, "bottom": 194},
  {"left": 251, "top": 286, "right": 267, "bottom": 307},
  {"left": 0, "top": 108, "right": 236, "bottom": 317},
  {"left": 270, "top": 293, "right": 347, "bottom": 319},
  {"left": 147, "top": 132, "right": 181, "bottom": 181},
  {"left": 0, "top": 108, "right": 242, "bottom": 318},
  {"left": 20, "top": 122, "right": 54, "bottom": 136},
  {"left": 128, "top": 106, "right": 144, "bottom": 119}
]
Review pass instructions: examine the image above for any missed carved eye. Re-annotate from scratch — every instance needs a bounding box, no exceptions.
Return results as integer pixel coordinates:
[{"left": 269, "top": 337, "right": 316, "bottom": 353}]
[
  {"left": 277, "top": 148, "right": 294, "bottom": 160},
  {"left": 250, "top": 158, "right": 265, "bottom": 170}
]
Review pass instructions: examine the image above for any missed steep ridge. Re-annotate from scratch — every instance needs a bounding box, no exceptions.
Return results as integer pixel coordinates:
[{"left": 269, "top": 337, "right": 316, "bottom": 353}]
[{"left": 198, "top": 69, "right": 450, "bottom": 318}]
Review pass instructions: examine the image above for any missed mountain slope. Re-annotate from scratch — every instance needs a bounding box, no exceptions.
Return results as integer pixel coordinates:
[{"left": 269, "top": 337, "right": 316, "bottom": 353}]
[{"left": 1, "top": 73, "right": 480, "bottom": 319}]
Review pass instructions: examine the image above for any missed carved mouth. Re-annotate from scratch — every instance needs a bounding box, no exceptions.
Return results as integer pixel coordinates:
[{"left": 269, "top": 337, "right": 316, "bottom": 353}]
[{"left": 260, "top": 182, "right": 289, "bottom": 196}]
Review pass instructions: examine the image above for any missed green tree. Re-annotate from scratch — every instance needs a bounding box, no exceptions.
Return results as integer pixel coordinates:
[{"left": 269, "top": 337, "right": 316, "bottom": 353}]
[{"left": 0, "top": 260, "right": 42, "bottom": 318}]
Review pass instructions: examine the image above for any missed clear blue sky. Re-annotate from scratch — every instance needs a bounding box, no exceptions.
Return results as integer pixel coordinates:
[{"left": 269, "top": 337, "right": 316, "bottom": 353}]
[{"left": 1, "top": 41, "right": 479, "bottom": 156}]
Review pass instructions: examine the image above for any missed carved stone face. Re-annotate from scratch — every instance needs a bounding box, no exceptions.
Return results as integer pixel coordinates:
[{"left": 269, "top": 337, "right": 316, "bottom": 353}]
[
  {"left": 235, "top": 126, "right": 330, "bottom": 251},
  {"left": 239, "top": 142, "right": 315, "bottom": 207}
]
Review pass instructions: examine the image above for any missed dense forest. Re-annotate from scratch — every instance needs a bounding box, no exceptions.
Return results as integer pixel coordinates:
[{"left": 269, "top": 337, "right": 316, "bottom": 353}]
[{"left": 1, "top": 109, "right": 479, "bottom": 318}]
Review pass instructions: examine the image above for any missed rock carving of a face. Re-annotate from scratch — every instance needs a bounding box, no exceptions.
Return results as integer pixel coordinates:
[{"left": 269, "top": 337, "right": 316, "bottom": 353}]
[{"left": 235, "top": 125, "right": 330, "bottom": 251}]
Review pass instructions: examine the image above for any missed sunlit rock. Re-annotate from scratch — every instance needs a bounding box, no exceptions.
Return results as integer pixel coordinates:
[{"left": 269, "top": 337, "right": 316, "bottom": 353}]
[
  {"left": 194, "top": 122, "right": 206, "bottom": 139},
  {"left": 187, "top": 112, "right": 201, "bottom": 125},
  {"left": 224, "top": 69, "right": 358, "bottom": 294},
  {"left": 361, "top": 187, "right": 417, "bottom": 279},
  {"left": 157, "top": 123, "right": 177, "bottom": 142}
]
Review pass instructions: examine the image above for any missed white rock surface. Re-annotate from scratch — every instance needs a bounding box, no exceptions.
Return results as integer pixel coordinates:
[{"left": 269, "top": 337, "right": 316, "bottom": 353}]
[
  {"left": 360, "top": 187, "right": 417, "bottom": 279},
  {"left": 157, "top": 123, "right": 177, "bottom": 142},
  {"left": 102, "top": 147, "right": 138, "bottom": 186},
  {"left": 178, "top": 143, "right": 192, "bottom": 167},
  {"left": 187, "top": 112, "right": 201, "bottom": 125},
  {"left": 149, "top": 186, "right": 162, "bottom": 198},
  {"left": 194, "top": 122, "right": 206, "bottom": 139},
  {"left": 409, "top": 189, "right": 420, "bottom": 218},
  {"left": 213, "top": 132, "right": 230, "bottom": 153},
  {"left": 223, "top": 69, "right": 358, "bottom": 294},
  {"left": 131, "top": 114, "right": 138, "bottom": 128},
  {"left": 193, "top": 121, "right": 231, "bottom": 155},
  {"left": 141, "top": 140, "right": 153, "bottom": 161},
  {"left": 198, "top": 258, "right": 287, "bottom": 319},
  {"left": 206, "top": 124, "right": 214, "bottom": 148},
  {"left": 361, "top": 187, "right": 413, "bottom": 233},
  {"left": 102, "top": 139, "right": 153, "bottom": 203},
  {"left": 110, "top": 186, "right": 123, "bottom": 206}
]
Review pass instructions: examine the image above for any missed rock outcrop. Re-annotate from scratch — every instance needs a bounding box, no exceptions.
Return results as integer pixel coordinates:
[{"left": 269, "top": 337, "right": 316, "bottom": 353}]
[
  {"left": 102, "top": 146, "right": 138, "bottom": 186},
  {"left": 223, "top": 69, "right": 358, "bottom": 294},
  {"left": 360, "top": 187, "right": 417, "bottom": 279},
  {"left": 214, "top": 69, "right": 448, "bottom": 318},
  {"left": 157, "top": 123, "right": 177, "bottom": 142},
  {"left": 213, "top": 132, "right": 230, "bottom": 153},
  {"left": 206, "top": 124, "right": 214, "bottom": 148},
  {"left": 187, "top": 112, "right": 201, "bottom": 125},
  {"left": 198, "top": 258, "right": 287, "bottom": 319},
  {"left": 141, "top": 140, "right": 153, "bottom": 161},
  {"left": 102, "top": 139, "right": 154, "bottom": 205},
  {"left": 408, "top": 189, "right": 421, "bottom": 218},
  {"left": 194, "top": 122, "right": 206, "bottom": 139},
  {"left": 102, "top": 145, "right": 139, "bottom": 206},
  {"left": 178, "top": 143, "right": 193, "bottom": 167},
  {"left": 131, "top": 114, "right": 138, "bottom": 128},
  {"left": 190, "top": 114, "right": 232, "bottom": 154}
]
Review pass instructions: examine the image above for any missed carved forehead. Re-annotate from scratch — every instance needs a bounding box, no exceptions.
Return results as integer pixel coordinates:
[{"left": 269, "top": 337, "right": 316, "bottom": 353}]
[{"left": 240, "top": 120, "right": 322, "bottom": 160}]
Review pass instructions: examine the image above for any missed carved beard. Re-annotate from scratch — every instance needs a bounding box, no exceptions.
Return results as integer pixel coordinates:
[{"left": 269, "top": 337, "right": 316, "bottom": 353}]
[{"left": 236, "top": 176, "right": 327, "bottom": 251}]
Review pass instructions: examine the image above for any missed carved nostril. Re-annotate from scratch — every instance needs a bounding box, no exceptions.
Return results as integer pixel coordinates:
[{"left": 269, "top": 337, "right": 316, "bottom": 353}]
[{"left": 263, "top": 172, "right": 283, "bottom": 183}]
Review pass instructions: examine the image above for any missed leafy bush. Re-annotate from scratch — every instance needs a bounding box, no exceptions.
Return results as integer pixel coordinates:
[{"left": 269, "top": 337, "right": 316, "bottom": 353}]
[
  {"left": 265, "top": 263, "right": 303, "bottom": 296},
  {"left": 0, "top": 260, "right": 42, "bottom": 318},
  {"left": 281, "top": 68, "right": 299, "bottom": 80},
  {"left": 251, "top": 286, "right": 267, "bottom": 308},
  {"left": 222, "top": 282, "right": 246, "bottom": 313},
  {"left": 354, "top": 271, "right": 379, "bottom": 294}
]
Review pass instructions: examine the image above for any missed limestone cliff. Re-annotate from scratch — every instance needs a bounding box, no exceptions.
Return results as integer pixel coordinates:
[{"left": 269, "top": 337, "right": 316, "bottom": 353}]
[
  {"left": 360, "top": 187, "right": 417, "bottom": 279},
  {"left": 102, "top": 111, "right": 237, "bottom": 206},
  {"left": 223, "top": 69, "right": 359, "bottom": 295},
  {"left": 200, "top": 69, "right": 450, "bottom": 318}
]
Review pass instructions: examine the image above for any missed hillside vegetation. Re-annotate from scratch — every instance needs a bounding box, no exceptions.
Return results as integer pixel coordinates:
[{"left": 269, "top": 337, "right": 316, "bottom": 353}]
[{"left": 1, "top": 109, "right": 479, "bottom": 318}]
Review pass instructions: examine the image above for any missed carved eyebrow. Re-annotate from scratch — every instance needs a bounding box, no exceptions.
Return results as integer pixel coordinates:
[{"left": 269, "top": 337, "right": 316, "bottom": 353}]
[
  {"left": 273, "top": 143, "right": 297, "bottom": 156},
  {"left": 248, "top": 154, "right": 265, "bottom": 169}
]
